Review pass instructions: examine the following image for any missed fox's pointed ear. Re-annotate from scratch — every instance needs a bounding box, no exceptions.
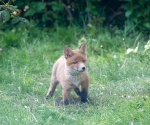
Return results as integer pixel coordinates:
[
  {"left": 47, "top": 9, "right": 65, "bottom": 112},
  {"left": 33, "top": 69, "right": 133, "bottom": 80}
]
[
  {"left": 79, "top": 42, "right": 86, "bottom": 55},
  {"left": 64, "top": 46, "right": 74, "bottom": 59}
]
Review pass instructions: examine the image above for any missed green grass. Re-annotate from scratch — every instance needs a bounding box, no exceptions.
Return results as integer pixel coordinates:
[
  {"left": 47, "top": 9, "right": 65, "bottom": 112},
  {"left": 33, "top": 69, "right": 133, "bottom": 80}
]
[{"left": 0, "top": 27, "right": 150, "bottom": 125}]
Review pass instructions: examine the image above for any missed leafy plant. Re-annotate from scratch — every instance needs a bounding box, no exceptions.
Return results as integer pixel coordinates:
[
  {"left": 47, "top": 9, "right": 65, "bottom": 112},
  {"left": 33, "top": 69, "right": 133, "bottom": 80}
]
[
  {"left": 122, "top": 0, "right": 150, "bottom": 33},
  {"left": 0, "top": 0, "right": 30, "bottom": 30},
  {"left": 16, "top": 1, "right": 65, "bottom": 27},
  {"left": 24, "top": 2, "right": 45, "bottom": 17},
  {"left": 0, "top": 4, "right": 18, "bottom": 22}
]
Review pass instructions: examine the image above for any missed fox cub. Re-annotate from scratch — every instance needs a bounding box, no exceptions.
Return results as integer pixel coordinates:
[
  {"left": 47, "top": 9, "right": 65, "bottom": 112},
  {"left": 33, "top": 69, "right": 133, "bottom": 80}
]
[{"left": 46, "top": 43, "right": 89, "bottom": 105}]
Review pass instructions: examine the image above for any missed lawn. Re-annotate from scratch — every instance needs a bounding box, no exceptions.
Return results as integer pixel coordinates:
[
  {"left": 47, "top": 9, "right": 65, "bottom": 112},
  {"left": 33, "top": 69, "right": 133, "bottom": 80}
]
[{"left": 0, "top": 27, "right": 150, "bottom": 125}]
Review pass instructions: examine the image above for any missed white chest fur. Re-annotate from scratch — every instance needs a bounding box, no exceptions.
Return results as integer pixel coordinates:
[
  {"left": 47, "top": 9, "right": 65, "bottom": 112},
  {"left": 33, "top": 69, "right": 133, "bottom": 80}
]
[{"left": 66, "top": 73, "right": 82, "bottom": 88}]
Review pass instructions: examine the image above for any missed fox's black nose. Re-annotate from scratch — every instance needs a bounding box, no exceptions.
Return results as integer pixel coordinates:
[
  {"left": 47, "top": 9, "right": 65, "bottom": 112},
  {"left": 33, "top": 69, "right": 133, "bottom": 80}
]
[{"left": 82, "top": 67, "right": 86, "bottom": 70}]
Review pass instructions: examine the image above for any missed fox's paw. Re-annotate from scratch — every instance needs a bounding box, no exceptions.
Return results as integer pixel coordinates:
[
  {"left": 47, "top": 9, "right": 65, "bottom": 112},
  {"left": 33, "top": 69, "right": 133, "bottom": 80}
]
[
  {"left": 64, "top": 99, "right": 69, "bottom": 105},
  {"left": 60, "top": 100, "right": 69, "bottom": 105},
  {"left": 46, "top": 96, "right": 49, "bottom": 100},
  {"left": 81, "top": 98, "right": 89, "bottom": 103}
]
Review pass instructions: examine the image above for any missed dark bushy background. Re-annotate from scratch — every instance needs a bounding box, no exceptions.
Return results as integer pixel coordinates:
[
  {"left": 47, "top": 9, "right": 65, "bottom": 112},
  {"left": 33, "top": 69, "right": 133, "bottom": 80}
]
[{"left": 1, "top": 0, "right": 150, "bottom": 32}]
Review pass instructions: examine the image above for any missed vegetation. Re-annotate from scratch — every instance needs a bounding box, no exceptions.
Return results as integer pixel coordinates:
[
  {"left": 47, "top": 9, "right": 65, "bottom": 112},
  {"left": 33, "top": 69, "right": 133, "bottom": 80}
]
[
  {"left": 0, "top": 27, "right": 150, "bottom": 124},
  {"left": 1, "top": 0, "right": 150, "bottom": 33},
  {"left": 0, "top": 0, "right": 150, "bottom": 124}
]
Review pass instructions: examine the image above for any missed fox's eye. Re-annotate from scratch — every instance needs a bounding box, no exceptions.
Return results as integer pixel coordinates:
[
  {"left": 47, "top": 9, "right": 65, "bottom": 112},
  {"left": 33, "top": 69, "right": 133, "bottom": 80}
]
[
  {"left": 83, "top": 60, "right": 86, "bottom": 62},
  {"left": 73, "top": 61, "right": 78, "bottom": 64}
]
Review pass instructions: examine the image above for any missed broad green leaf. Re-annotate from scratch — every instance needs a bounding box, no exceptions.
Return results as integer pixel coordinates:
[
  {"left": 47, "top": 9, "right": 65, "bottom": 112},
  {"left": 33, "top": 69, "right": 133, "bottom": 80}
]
[
  {"left": 125, "top": 10, "right": 132, "bottom": 17},
  {"left": 125, "top": 24, "right": 132, "bottom": 33},
  {"left": 0, "top": 5, "right": 5, "bottom": 10},
  {"left": 24, "top": 2, "right": 45, "bottom": 16},
  {"left": 12, "top": 17, "right": 29, "bottom": 25},
  {"left": 137, "top": 12, "right": 142, "bottom": 17},
  {"left": 24, "top": 9, "right": 35, "bottom": 16},
  {"left": 133, "top": 17, "right": 138, "bottom": 23},
  {"left": 11, "top": 16, "right": 21, "bottom": 24},
  {"left": 132, "top": 5, "right": 140, "bottom": 10},
  {"left": 145, "top": 7, "right": 150, "bottom": 15},
  {"left": 138, "top": 0, "right": 143, "bottom": 5},
  {"left": 7, "top": 5, "right": 18, "bottom": 11},
  {"left": 0, "top": 10, "right": 10, "bottom": 22},
  {"left": 143, "top": 23, "right": 150, "bottom": 28},
  {"left": 42, "top": 13, "right": 50, "bottom": 22},
  {"left": 122, "top": 4, "right": 130, "bottom": 10},
  {"left": 36, "top": 2, "right": 45, "bottom": 13}
]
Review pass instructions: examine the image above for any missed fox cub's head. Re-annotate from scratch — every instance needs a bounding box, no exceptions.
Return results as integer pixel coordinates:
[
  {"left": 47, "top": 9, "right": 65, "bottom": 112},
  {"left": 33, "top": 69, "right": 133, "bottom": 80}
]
[{"left": 64, "top": 43, "right": 87, "bottom": 73}]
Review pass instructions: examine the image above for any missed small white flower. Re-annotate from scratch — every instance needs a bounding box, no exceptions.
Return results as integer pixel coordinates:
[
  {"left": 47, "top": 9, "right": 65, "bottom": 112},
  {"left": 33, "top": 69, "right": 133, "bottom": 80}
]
[
  {"left": 116, "top": 118, "right": 121, "bottom": 122},
  {"left": 113, "top": 102, "right": 116, "bottom": 105},
  {"left": 39, "top": 82, "right": 43, "bottom": 85},
  {"left": 40, "top": 104, "right": 45, "bottom": 107},
  {"left": 113, "top": 55, "right": 117, "bottom": 59},
  {"left": 35, "top": 99, "right": 38, "bottom": 102},
  {"left": 24, "top": 5, "right": 29, "bottom": 11},
  {"left": 100, "top": 92, "right": 103, "bottom": 95},
  {"left": 13, "top": 11, "right": 17, "bottom": 15},
  {"left": 24, "top": 106, "right": 28, "bottom": 109},
  {"left": 127, "top": 95, "right": 131, "bottom": 98},
  {"left": 18, "top": 86, "right": 21, "bottom": 91}
]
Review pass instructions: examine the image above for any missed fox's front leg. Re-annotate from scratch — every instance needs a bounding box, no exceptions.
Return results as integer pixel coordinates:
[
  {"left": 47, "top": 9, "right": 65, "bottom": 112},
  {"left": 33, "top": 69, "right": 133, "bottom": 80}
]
[
  {"left": 74, "top": 88, "right": 81, "bottom": 97},
  {"left": 81, "top": 79, "right": 89, "bottom": 103}
]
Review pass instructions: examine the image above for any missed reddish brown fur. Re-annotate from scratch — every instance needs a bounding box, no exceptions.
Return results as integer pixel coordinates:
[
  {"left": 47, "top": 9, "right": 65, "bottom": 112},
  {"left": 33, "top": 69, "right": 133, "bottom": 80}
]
[
  {"left": 46, "top": 43, "right": 89, "bottom": 105},
  {"left": 66, "top": 51, "right": 86, "bottom": 68}
]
